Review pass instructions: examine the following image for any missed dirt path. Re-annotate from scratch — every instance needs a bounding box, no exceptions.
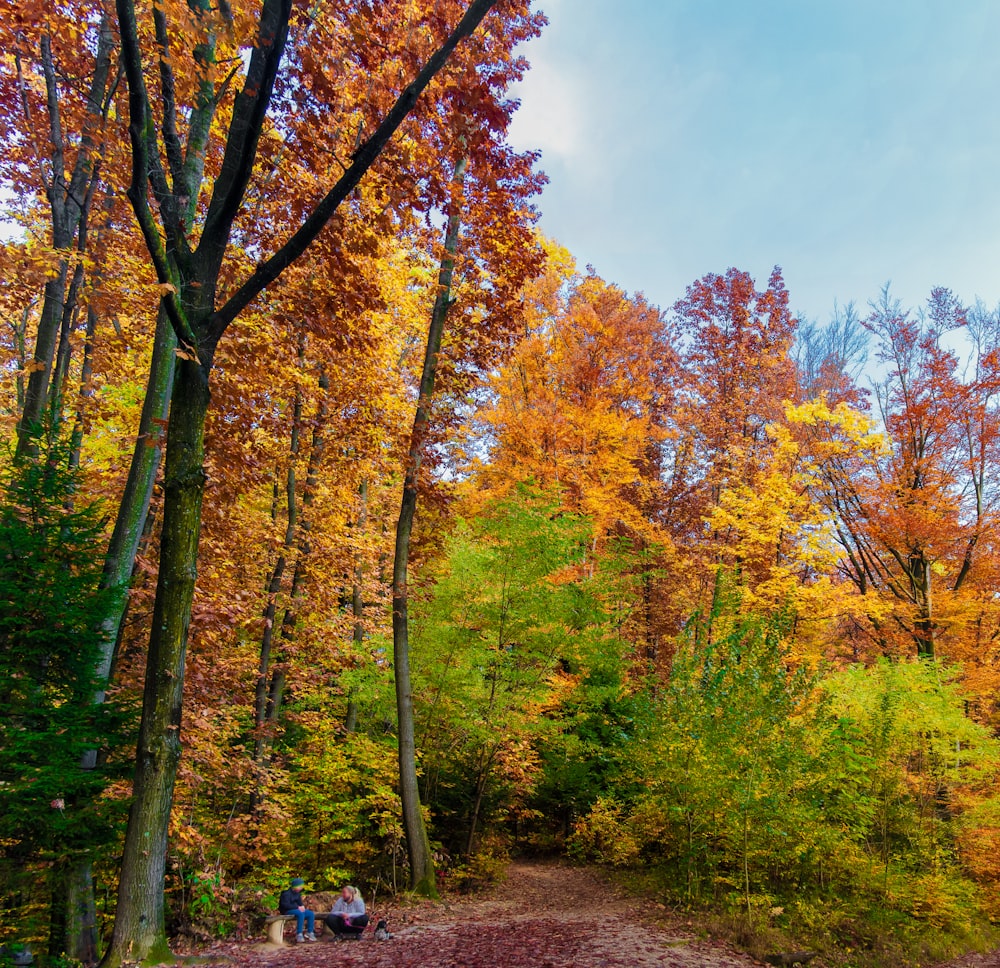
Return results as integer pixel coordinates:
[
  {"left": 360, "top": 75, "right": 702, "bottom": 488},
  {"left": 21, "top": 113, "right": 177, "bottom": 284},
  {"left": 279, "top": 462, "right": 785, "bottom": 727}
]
[{"left": 223, "top": 862, "right": 765, "bottom": 968}]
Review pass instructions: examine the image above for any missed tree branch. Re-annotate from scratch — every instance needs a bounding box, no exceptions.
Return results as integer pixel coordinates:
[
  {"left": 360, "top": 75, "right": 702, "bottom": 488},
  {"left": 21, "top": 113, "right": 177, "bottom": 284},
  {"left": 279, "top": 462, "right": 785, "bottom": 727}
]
[
  {"left": 120, "top": 4, "right": 188, "bottom": 269},
  {"left": 65, "top": 10, "right": 115, "bottom": 219},
  {"left": 207, "top": 0, "right": 498, "bottom": 344},
  {"left": 197, "top": 0, "right": 293, "bottom": 273},
  {"left": 115, "top": 0, "right": 198, "bottom": 355},
  {"left": 153, "top": 4, "right": 186, "bottom": 191},
  {"left": 40, "top": 34, "right": 67, "bottom": 233},
  {"left": 14, "top": 49, "right": 52, "bottom": 197}
]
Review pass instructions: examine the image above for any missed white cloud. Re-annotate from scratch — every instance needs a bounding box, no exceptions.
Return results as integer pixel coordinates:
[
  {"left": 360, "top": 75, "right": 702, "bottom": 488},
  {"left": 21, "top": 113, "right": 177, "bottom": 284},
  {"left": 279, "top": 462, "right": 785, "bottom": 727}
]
[{"left": 508, "top": 57, "right": 585, "bottom": 163}]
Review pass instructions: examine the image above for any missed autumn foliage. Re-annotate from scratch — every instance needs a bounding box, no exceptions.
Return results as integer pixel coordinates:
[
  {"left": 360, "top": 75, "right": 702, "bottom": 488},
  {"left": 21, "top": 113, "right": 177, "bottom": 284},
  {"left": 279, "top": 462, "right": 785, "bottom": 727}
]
[{"left": 2, "top": 1, "right": 1000, "bottom": 966}]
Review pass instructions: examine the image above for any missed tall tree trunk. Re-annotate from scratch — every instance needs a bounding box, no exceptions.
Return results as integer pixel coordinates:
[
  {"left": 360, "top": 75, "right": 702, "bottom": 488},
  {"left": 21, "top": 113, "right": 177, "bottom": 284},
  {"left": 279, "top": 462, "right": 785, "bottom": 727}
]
[
  {"left": 49, "top": 858, "right": 98, "bottom": 965},
  {"left": 103, "top": 0, "right": 499, "bottom": 954},
  {"left": 16, "top": 17, "right": 114, "bottom": 455},
  {"left": 254, "top": 394, "right": 301, "bottom": 732},
  {"left": 346, "top": 478, "right": 368, "bottom": 733},
  {"left": 51, "top": 258, "right": 90, "bottom": 424},
  {"left": 250, "top": 383, "right": 302, "bottom": 811},
  {"left": 912, "top": 555, "right": 935, "bottom": 659},
  {"left": 465, "top": 752, "right": 496, "bottom": 859},
  {"left": 96, "top": 308, "right": 177, "bottom": 692},
  {"left": 393, "top": 154, "right": 466, "bottom": 896},
  {"left": 9, "top": 95, "right": 109, "bottom": 948},
  {"left": 68, "top": 310, "right": 176, "bottom": 966},
  {"left": 259, "top": 370, "right": 327, "bottom": 736},
  {"left": 66, "top": 862, "right": 99, "bottom": 966},
  {"left": 18, "top": 266, "right": 69, "bottom": 448},
  {"left": 101, "top": 359, "right": 209, "bottom": 968},
  {"left": 10, "top": 300, "right": 35, "bottom": 412},
  {"left": 69, "top": 302, "right": 99, "bottom": 470},
  {"left": 67, "top": 187, "right": 120, "bottom": 470}
]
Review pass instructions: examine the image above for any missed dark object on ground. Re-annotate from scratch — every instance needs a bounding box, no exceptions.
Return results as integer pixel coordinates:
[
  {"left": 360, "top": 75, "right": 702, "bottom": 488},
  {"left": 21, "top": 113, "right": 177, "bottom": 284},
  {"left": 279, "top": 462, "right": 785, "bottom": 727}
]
[
  {"left": 764, "top": 952, "right": 818, "bottom": 966},
  {"left": 374, "top": 918, "right": 393, "bottom": 941}
]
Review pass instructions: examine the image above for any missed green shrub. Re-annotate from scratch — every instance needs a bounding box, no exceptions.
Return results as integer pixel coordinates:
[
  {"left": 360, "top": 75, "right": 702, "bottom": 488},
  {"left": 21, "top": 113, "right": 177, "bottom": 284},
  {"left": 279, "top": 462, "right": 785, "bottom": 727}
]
[{"left": 572, "top": 588, "right": 1000, "bottom": 960}]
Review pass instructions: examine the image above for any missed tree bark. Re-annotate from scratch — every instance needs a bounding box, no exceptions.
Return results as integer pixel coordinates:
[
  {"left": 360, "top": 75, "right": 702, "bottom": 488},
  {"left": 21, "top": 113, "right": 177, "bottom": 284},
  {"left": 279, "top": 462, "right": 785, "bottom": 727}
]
[
  {"left": 101, "top": 359, "right": 209, "bottom": 968},
  {"left": 65, "top": 312, "right": 176, "bottom": 967},
  {"left": 19, "top": 266, "right": 69, "bottom": 446},
  {"left": 51, "top": 259, "right": 89, "bottom": 421},
  {"left": 393, "top": 154, "right": 466, "bottom": 896},
  {"left": 69, "top": 302, "right": 99, "bottom": 470},
  {"left": 10, "top": 301, "right": 35, "bottom": 411},
  {"left": 912, "top": 555, "right": 935, "bottom": 659},
  {"left": 99, "top": 310, "right": 177, "bottom": 659},
  {"left": 255, "top": 393, "right": 300, "bottom": 733},
  {"left": 465, "top": 751, "right": 497, "bottom": 859}
]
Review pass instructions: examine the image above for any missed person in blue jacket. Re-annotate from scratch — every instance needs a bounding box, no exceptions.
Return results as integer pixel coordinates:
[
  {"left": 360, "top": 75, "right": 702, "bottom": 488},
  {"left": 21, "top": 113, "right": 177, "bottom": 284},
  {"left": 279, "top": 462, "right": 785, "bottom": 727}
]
[{"left": 278, "top": 877, "right": 317, "bottom": 942}]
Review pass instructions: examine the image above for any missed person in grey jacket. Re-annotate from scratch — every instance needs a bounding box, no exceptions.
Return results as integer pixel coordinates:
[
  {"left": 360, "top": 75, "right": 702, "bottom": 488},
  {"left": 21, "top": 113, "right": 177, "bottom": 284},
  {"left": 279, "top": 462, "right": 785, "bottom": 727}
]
[{"left": 325, "top": 885, "right": 369, "bottom": 939}]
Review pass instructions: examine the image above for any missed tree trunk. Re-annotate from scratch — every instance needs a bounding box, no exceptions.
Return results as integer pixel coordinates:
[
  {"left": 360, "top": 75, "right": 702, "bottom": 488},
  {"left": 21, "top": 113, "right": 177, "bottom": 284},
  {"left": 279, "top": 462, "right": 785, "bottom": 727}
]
[
  {"left": 16, "top": 16, "right": 114, "bottom": 456},
  {"left": 250, "top": 387, "right": 301, "bottom": 811},
  {"left": 69, "top": 189, "right": 120, "bottom": 471},
  {"left": 101, "top": 359, "right": 209, "bottom": 968},
  {"left": 254, "top": 366, "right": 327, "bottom": 793},
  {"left": 104, "top": 0, "right": 499, "bottom": 950},
  {"left": 18, "top": 267, "right": 69, "bottom": 449},
  {"left": 255, "top": 396, "right": 300, "bottom": 732},
  {"left": 346, "top": 478, "right": 368, "bottom": 733},
  {"left": 49, "top": 859, "right": 99, "bottom": 965},
  {"left": 50, "top": 264, "right": 86, "bottom": 423},
  {"left": 10, "top": 301, "right": 35, "bottom": 411},
  {"left": 64, "top": 312, "right": 177, "bottom": 967},
  {"left": 393, "top": 154, "right": 466, "bottom": 896},
  {"left": 96, "top": 307, "right": 177, "bottom": 691},
  {"left": 465, "top": 757, "right": 493, "bottom": 858},
  {"left": 69, "top": 303, "right": 99, "bottom": 470},
  {"left": 913, "top": 555, "right": 935, "bottom": 659}
]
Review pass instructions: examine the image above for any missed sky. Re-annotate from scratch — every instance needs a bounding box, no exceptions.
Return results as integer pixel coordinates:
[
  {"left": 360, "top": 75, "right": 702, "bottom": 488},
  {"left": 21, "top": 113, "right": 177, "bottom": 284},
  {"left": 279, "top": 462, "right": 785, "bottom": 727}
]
[{"left": 506, "top": 0, "right": 1000, "bottom": 324}]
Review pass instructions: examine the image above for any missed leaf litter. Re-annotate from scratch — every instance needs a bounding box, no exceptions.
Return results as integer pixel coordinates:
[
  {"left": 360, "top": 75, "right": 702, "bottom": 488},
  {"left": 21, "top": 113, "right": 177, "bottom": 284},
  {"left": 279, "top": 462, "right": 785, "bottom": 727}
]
[{"left": 197, "top": 861, "right": 768, "bottom": 968}]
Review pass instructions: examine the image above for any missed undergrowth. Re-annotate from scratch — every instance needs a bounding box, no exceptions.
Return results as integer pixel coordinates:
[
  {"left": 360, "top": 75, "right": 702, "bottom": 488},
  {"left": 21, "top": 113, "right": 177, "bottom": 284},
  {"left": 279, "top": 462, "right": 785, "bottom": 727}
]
[{"left": 613, "top": 864, "right": 999, "bottom": 968}]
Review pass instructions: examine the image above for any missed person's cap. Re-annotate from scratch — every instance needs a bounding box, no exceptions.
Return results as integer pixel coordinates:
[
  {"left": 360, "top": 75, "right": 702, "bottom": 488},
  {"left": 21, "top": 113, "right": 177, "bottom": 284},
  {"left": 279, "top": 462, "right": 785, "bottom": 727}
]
[{"left": 291, "top": 877, "right": 305, "bottom": 887}]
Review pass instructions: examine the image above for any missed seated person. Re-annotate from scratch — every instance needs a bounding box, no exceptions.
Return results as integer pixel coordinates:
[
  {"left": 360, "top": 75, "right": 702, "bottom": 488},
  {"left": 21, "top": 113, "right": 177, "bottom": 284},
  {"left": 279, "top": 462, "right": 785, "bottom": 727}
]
[
  {"left": 325, "top": 884, "right": 369, "bottom": 939},
  {"left": 278, "top": 876, "right": 317, "bottom": 943}
]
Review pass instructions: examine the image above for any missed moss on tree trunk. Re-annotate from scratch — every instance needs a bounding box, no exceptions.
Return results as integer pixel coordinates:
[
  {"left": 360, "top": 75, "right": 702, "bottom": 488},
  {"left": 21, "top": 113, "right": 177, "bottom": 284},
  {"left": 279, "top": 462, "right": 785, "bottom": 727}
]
[{"left": 100, "top": 360, "right": 209, "bottom": 968}]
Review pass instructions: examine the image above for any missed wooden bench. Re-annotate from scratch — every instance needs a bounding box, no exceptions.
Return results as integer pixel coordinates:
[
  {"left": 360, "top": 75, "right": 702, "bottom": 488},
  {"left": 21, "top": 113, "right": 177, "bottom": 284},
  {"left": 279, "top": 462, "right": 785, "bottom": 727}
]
[{"left": 264, "top": 912, "right": 332, "bottom": 946}]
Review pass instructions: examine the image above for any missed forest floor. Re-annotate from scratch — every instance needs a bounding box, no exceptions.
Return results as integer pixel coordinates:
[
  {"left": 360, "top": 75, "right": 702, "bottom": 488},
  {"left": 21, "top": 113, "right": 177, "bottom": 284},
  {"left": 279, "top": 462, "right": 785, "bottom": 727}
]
[{"left": 210, "top": 861, "right": 768, "bottom": 968}]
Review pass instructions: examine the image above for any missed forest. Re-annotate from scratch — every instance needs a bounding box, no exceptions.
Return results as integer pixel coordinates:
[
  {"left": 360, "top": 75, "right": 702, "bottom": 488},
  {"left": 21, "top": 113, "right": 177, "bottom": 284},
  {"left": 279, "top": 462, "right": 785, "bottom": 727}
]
[{"left": 2, "top": 1, "right": 1000, "bottom": 967}]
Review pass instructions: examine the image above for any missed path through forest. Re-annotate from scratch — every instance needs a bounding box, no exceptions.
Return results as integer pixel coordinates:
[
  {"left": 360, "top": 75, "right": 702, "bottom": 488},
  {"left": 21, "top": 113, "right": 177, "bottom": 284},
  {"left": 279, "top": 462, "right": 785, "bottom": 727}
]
[{"left": 230, "top": 862, "right": 763, "bottom": 968}]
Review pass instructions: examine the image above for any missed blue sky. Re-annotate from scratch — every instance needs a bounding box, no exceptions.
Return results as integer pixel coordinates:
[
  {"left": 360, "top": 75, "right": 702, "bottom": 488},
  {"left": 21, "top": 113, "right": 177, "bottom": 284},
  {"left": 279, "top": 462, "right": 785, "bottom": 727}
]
[{"left": 507, "top": 0, "right": 1000, "bottom": 323}]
